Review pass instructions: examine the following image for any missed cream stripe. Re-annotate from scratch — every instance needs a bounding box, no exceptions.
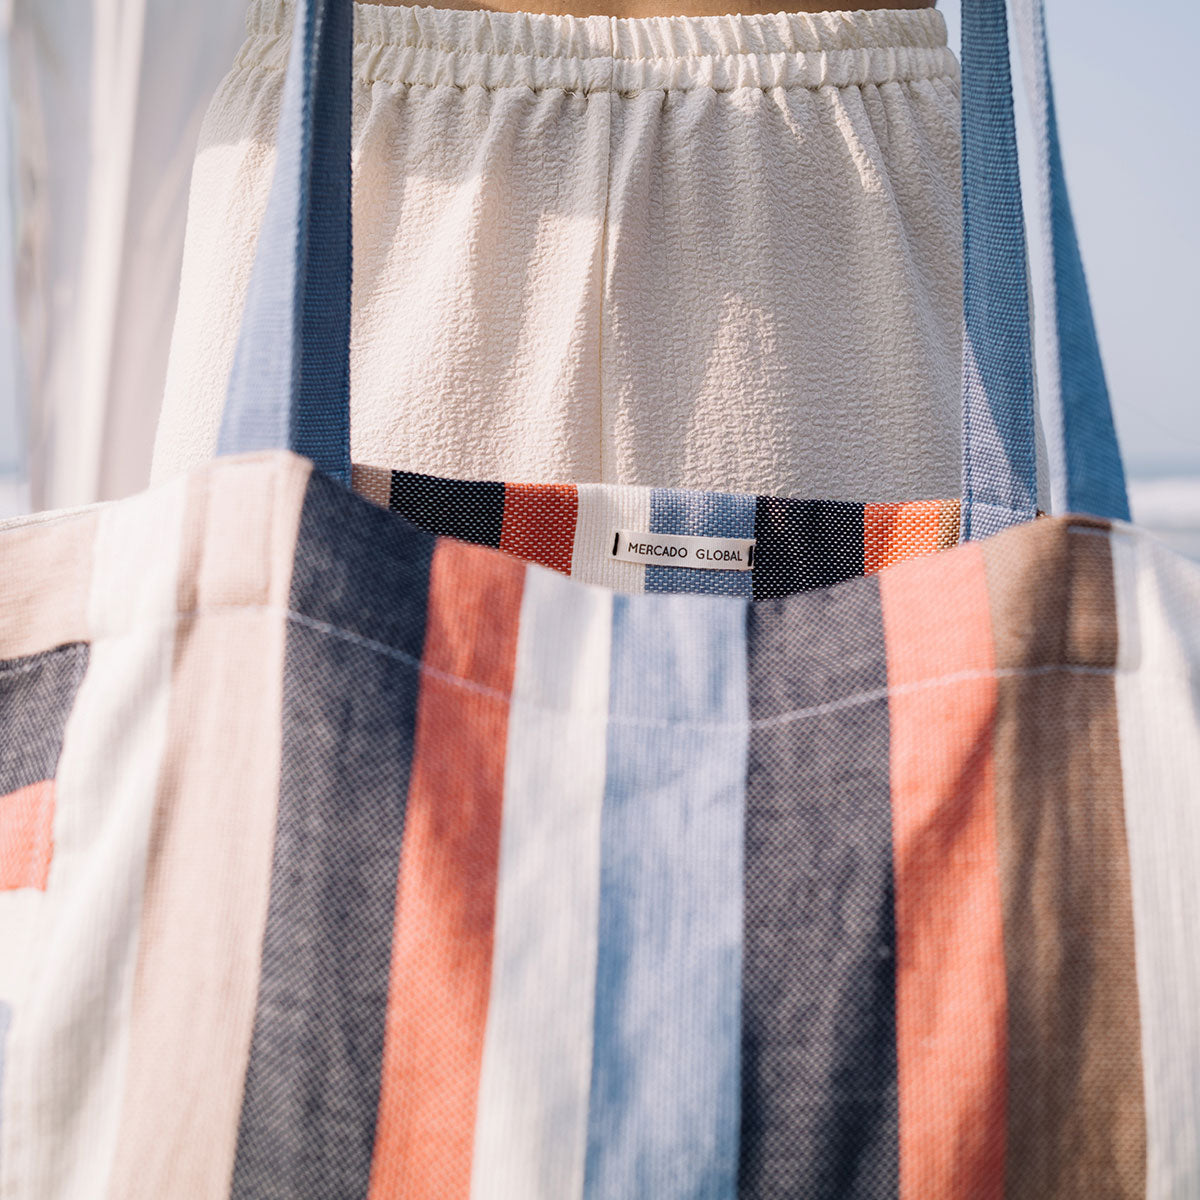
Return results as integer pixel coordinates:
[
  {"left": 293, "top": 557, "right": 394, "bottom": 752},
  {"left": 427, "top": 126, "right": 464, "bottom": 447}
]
[
  {"left": 571, "top": 484, "right": 649, "bottom": 592},
  {"left": 470, "top": 565, "right": 612, "bottom": 1200},
  {"left": 106, "top": 453, "right": 310, "bottom": 1199},
  {"left": 0, "top": 474, "right": 188, "bottom": 1200},
  {"left": 1111, "top": 528, "right": 1200, "bottom": 1199},
  {"left": 0, "top": 509, "right": 99, "bottom": 660}
]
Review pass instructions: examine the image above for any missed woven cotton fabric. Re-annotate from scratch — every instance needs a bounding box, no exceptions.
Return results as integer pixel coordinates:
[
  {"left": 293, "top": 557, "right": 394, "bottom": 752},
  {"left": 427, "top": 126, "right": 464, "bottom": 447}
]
[
  {"left": 352, "top": 462, "right": 961, "bottom": 595},
  {"left": 151, "top": 0, "right": 974, "bottom": 502},
  {"left": 0, "top": 450, "right": 1196, "bottom": 1198}
]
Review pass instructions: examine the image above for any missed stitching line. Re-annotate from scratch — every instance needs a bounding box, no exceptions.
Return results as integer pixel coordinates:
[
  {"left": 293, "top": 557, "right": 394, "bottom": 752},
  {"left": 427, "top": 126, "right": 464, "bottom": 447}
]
[
  {"left": 62, "top": 602, "right": 1152, "bottom": 732},
  {"left": 285, "top": 609, "right": 507, "bottom": 703},
  {"left": 662, "top": 664, "right": 1117, "bottom": 733}
]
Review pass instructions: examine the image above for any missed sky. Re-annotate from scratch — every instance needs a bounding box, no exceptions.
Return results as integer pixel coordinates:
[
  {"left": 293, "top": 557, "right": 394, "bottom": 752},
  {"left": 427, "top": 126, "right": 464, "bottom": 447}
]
[{"left": 940, "top": 0, "right": 1200, "bottom": 480}]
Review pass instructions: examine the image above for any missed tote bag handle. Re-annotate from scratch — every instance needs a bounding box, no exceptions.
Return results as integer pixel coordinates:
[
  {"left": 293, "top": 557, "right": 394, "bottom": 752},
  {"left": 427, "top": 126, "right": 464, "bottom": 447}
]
[
  {"left": 217, "top": 0, "right": 1131, "bottom": 539},
  {"left": 1010, "top": 0, "right": 1129, "bottom": 523},
  {"left": 218, "top": 0, "right": 353, "bottom": 483},
  {"left": 959, "top": 0, "right": 1129, "bottom": 536}
]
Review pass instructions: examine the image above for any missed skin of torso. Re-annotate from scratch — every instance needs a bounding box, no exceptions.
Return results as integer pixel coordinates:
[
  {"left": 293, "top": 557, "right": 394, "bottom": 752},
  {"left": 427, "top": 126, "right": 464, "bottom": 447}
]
[{"left": 373, "top": 0, "right": 936, "bottom": 21}]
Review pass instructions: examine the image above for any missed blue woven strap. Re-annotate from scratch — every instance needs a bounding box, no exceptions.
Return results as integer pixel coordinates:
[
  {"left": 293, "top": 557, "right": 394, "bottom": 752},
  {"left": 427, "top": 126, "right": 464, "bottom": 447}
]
[
  {"left": 216, "top": 0, "right": 352, "bottom": 485},
  {"left": 961, "top": 0, "right": 1130, "bottom": 537},
  {"left": 1011, "top": 0, "right": 1130, "bottom": 522},
  {"left": 216, "top": 0, "right": 1129, "bottom": 535},
  {"left": 959, "top": 0, "right": 1039, "bottom": 540}
]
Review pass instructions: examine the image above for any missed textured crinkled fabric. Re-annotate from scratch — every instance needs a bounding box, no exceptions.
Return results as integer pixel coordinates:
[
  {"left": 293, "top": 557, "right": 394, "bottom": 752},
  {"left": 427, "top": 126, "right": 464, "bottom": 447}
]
[{"left": 152, "top": 0, "right": 966, "bottom": 501}]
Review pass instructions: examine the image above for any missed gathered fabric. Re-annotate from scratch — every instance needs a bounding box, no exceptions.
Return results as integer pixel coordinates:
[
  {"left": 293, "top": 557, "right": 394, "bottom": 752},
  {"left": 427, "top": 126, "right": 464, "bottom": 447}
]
[{"left": 152, "top": 0, "right": 967, "bottom": 501}]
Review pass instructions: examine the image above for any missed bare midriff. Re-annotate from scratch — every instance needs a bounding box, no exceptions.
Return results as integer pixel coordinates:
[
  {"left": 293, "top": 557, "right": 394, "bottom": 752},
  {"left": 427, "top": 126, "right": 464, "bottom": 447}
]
[{"left": 371, "top": 0, "right": 935, "bottom": 19}]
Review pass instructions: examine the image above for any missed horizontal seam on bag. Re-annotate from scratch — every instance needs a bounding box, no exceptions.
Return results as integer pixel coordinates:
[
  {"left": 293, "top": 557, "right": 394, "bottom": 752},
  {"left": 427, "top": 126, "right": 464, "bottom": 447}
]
[
  {"left": 735, "top": 664, "right": 1117, "bottom": 732},
  {"left": 101, "top": 604, "right": 1139, "bottom": 730}
]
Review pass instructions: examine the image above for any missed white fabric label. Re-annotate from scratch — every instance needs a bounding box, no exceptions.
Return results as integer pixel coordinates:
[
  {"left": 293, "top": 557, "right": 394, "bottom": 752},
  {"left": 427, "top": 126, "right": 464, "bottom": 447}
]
[{"left": 610, "top": 530, "right": 756, "bottom": 571}]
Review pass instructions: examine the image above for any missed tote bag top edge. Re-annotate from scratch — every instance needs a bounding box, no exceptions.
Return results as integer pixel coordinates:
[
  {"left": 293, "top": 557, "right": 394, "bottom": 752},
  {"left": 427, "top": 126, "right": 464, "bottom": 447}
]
[{"left": 3, "top": 448, "right": 1189, "bottom": 684}]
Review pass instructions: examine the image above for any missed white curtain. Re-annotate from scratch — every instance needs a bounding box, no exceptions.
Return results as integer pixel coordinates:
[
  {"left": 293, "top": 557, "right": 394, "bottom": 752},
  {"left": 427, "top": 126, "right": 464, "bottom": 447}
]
[{"left": 2, "top": 0, "right": 246, "bottom": 512}]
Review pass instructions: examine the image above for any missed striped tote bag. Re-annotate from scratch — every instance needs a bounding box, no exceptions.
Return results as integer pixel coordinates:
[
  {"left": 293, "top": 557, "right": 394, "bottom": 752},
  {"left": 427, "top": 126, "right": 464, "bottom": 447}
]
[{"left": 0, "top": 0, "right": 1196, "bottom": 1197}]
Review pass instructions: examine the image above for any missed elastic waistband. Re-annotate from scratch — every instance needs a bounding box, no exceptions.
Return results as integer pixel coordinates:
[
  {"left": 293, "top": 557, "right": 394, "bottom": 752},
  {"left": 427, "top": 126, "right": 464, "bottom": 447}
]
[{"left": 242, "top": 0, "right": 958, "bottom": 93}]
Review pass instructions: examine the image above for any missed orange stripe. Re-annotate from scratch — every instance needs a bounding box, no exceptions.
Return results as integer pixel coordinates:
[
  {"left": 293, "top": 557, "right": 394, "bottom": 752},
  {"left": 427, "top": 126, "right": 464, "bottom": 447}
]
[
  {"left": 879, "top": 543, "right": 1007, "bottom": 1200},
  {"left": 368, "top": 539, "right": 525, "bottom": 1199},
  {"left": 864, "top": 500, "right": 955, "bottom": 575},
  {"left": 0, "top": 780, "right": 55, "bottom": 891},
  {"left": 499, "top": 484, "right": 578, "bottom": 575}
]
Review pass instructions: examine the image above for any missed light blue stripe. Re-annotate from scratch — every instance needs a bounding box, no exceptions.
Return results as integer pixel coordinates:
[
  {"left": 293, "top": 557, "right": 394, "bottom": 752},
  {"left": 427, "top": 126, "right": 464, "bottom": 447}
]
[
  {"left": 959, "top": 0, "right": 1039, "bottom": 538},
  {"left": 583, "top": 593, "right": 747, "bottom": 1200},
  {"left": 646, "top": 489, "right": 756, "bottom": 597}
]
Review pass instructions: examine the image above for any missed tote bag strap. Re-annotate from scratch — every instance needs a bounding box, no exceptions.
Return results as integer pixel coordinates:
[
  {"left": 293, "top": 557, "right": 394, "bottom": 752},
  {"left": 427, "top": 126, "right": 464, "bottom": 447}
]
[
  {"left": 959, "top": 0, "right": 1039, "bottom": 539},
  {"left": 960, "top": 0, "right": 1130, "bottom": 538},
  {"left": 1010, "top": 0, "right": 1130, "bottom": 523},
  {"left": 217, "top": 0, "right": 352, "bottom": 484},
  {"left": 216, "top": 0, "right": 1130, "bottom": 533}
]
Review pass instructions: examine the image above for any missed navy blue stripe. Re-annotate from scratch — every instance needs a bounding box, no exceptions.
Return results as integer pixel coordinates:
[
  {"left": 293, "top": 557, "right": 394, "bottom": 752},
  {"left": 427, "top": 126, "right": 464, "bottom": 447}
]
[
  {"left": 231, "top": 473, "right": 434, "bottom": 1198},
  {"left": 751, "top": 499, "right": 865, "bottom": 600},
  {"left": 388, "top": 470, "right": 505, "bottom": 548},
  {"left": 740, "top": 576, "right": 897, "bottom": 1199},
  {"left": 0, "top": 644, "right": 88, "bottom": 795},
  {"left": 218, "top": 0, "right": 352, "bottom": 481}
]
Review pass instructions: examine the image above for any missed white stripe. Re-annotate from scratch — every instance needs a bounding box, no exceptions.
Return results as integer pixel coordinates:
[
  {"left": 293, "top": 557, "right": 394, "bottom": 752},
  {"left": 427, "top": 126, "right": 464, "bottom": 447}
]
[
  {"left": 1010, "top": 0, "right": 1062, "bottom": 516},
  {"left": 571, "top": 483, "right": 650, "bottom": 591},
  {"left": 1111, "top": 527, "right": 1200, "bottom": 1199},
  {"left": 0, "top": 477, "right": 187, "bottom": 1200},
  {"left": 471, "top": 565, "right": 612, "bottom": 1200}
]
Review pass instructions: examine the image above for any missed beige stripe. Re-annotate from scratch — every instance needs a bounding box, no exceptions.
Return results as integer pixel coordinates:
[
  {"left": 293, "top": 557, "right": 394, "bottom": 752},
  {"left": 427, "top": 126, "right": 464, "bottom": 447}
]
[
  {"left": 0, "top": 474, "right": 188, "bottom": 1199},
  {"left": 983, "top": 518, "right": 1145, "bottom": 1199},
  {"left": 352, "top": 462, "right": 392, "bottom": 512},
  {"left": 0, "top": 509, "right": 99, "bottom": 659},
  {"left": 106, "top": 452, "right": 311, "bottom": 1199},
  {"left": 936, "top": 498, "right": 960, "bottom": 551},
  {"left": 1111, "top": 529, "right": 1200, "bottom": 1197}
]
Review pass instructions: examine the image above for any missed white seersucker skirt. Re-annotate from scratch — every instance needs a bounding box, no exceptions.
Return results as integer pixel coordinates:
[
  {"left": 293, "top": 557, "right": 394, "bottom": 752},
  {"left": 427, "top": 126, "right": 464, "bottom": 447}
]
[{"left": 152, "top": 0, "right": 966, "bottom": 502}]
